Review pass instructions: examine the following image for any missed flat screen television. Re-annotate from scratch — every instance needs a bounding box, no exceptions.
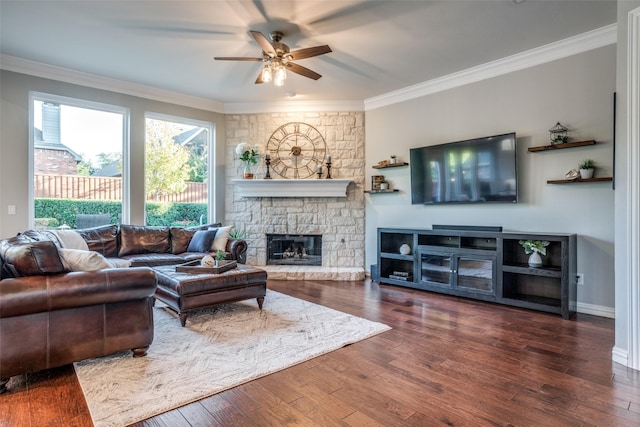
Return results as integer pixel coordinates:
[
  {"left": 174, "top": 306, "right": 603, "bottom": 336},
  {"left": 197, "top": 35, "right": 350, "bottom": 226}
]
[{"left": 410, "top": 132, "right": 517, "bottom": 205}]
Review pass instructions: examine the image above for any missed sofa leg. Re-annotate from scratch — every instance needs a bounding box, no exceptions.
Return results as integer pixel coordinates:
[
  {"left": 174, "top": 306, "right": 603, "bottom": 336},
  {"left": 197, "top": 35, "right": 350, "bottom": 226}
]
[
  {"left": 0, "top": 378, "right": 9, "bottom": 394},
  {"left": 257, "top": 296, "right": 265, "bottom": 310},
  {"left": 179, "top": 313, "right": 188, "bottom": 327},
  {"left": 131, "top": 346, "right": 149, "bottom": 357}
]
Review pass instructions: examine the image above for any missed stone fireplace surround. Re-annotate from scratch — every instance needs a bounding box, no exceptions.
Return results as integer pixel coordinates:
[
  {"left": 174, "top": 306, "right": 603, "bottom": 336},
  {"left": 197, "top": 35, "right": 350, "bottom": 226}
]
[{"left": 224, "top": 112, "right": 366, "bottom": 281}]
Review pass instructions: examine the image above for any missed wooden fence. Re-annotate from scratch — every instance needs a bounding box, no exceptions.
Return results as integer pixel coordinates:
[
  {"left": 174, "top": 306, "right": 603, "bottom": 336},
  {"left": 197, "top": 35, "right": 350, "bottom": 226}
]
[{"left": 34, "top": 173, "right": 207, "bottom": 203}]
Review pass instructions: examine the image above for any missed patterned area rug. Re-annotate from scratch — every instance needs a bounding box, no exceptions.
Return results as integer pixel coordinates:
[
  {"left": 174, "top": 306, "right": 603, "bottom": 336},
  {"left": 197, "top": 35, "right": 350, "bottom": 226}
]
[{"left": 75, "top": 290, "right": 391, "bottom": 427}]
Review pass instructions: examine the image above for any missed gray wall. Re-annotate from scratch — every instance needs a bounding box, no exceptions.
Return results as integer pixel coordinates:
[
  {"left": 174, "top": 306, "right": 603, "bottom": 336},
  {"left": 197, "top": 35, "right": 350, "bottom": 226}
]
[
  {"left": 365, "top": 45, "right": 616, "bottom": 313},
  {"left": 0, "top": 70, "right": 226, "bottom": 236}
]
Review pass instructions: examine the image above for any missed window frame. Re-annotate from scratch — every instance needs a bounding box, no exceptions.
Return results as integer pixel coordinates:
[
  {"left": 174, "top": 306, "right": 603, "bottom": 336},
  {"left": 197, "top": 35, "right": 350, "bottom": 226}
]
[
  {"left": 28, "top": 91, "right": 130, "bottom": 227},
  {"left": 144, "top": 111, "right": 215, "bottom": 226}
]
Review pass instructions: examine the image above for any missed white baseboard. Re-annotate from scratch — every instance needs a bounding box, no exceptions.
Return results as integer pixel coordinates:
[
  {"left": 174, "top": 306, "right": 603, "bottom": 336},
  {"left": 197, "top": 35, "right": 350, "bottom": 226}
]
[
  {"left": 576, "top": 302, "right": 615, "bottom": 318},
  {"left": 612, "top": 346, "right": 629, "bottom": 366}
]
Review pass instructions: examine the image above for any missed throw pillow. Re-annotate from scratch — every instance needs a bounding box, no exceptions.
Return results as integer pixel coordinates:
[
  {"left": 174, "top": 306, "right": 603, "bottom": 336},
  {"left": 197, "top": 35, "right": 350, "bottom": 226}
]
[
  {"left": 211, "top": 225, "right": 233, "bottom": 252},
  {"left": 186, "top": 229, "right": 218, "bottom": 253},
  {"left": 48, "top": 229, "right": 90, "bottom": 251},
  {"left": 58, "top": 248, "right": 111, "bottom": 271}
]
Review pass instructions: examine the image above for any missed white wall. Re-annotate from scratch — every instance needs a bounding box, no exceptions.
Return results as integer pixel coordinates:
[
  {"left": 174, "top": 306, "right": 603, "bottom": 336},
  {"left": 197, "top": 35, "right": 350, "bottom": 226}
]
[
  {"left": 613, "top": 0, "right": 640, "bottom": 368},
  {"left": 0, "top": 70, "right": 226, "bottom": 236},
  {"left": 365, "top": 45, "right": 616, "bottom": 314}
]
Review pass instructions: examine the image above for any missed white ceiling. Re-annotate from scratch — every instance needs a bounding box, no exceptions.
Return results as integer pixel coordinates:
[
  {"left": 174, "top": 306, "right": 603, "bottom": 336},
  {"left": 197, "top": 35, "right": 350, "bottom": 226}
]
[{"left": 0, "top": 1, "right": 617, "bottom": 107}]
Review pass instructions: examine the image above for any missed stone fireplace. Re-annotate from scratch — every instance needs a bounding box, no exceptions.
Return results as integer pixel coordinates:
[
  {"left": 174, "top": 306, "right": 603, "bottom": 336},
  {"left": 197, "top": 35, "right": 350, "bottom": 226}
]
[
  {"left": 266, "top": 234, "right": 322, "bottom": 266},
  {"left": 223, "top": 111, "right": 366, "bottom": 281}
]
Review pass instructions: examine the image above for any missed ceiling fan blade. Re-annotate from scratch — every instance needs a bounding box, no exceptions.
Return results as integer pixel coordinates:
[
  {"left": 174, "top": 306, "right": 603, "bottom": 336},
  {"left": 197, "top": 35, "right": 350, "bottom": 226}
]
[
  {"left": 250, "top": 30, "right": 276, "bottom": 57},
  {"left": 289, "top": 45, "right": 332, "bottom": 61},
  {"left": 255, "top": 71, "right": 265, "bottom": 84},
  {"left": 286, "top": 62, "right": 322, "bottom": 80},
  {"left": 214, "top": 57, "right": 263, "bottom": 61}
]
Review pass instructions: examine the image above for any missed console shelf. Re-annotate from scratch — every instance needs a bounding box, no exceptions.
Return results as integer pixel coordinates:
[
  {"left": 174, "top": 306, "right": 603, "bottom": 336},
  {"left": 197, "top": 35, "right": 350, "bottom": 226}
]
[{"left": 377, "top": 228, "right": 576, "bottom": 319}]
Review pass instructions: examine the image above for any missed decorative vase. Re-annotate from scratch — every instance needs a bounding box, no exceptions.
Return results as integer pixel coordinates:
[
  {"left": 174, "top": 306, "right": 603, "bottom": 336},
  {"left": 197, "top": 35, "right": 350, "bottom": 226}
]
[
  {"left": 399, "top": 243, "right": 411, "bottom": 255},
  {"left": 528, "top": 251, "right": 542, "bottom": 267},
  {"left": 579, "top": 168, "right": 594, "bottom": 179},
  {"left": 243, "top": 162, "right": 254, "bottom": 179}
]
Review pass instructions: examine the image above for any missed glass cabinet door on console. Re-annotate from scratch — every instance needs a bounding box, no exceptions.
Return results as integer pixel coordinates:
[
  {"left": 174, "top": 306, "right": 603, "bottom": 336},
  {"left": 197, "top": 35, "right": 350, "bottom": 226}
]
[
  {"left": 420, "top": 251, "right": 496, "bottom": 296},
  {"left": 420, "top": 253, "right": 453, "bottom": 288}
]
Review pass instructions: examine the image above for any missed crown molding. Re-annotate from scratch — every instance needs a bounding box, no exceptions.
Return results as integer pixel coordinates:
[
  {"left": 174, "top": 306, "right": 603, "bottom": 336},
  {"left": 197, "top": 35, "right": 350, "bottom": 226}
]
[
  {"left": 364, "top": 23, "right": 617, "bottom": 111},
  {"left": 0, "top": 54, "right": 225, "bottom": 113},
  {"left": 223, "top": 99, "right": 364, "bottom": 114},
  {"left": 1, "top": 23, "right": 616, "bottom": 115}
]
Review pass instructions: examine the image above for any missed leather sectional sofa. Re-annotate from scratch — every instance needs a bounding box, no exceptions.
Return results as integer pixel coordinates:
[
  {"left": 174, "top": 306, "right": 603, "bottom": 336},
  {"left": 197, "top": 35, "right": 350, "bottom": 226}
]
[{"left": 0, "top": 223, "right": 247, "bottom": 393}]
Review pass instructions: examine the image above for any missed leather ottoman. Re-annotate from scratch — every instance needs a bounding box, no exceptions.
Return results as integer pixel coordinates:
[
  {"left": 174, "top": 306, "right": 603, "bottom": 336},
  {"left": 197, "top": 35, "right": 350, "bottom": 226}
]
[{"left": 152, "top": 264, "right": 267, "bottom": 326}]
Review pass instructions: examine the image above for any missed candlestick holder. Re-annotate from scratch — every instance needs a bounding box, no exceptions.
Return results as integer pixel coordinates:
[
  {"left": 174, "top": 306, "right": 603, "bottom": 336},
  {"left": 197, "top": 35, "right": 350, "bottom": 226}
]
[
  {"left": 264, "top": 157, "right": 272, "bottom": 179},
  {"left": 325, "top": 160, "right": 332, "bottom": 179}
]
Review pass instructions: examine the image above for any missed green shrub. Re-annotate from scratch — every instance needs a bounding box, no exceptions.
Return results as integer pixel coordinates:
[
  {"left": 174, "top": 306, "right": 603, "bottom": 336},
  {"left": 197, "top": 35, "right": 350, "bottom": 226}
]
[{"left": 35, "top": 198, "right": 207, "bottom": 228}]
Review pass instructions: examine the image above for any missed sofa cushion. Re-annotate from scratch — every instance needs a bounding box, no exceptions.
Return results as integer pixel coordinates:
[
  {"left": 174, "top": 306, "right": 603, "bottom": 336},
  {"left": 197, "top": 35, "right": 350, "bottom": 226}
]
[
  {"left": 77, "top": 224, "right": 119, "bottom": 257},
  {"left": 122, "top": 253, "right": 187, "bottom": 267},
  {"left": 58, "top": 248, "right": 112, "bottom": 271},
  {"left": 170, "top": 227, "right": 196, "bottom": 254},
  {"left": 119, "top": 225, "right": 170, "bottom": 257},
  {"left": 0, "top": 239, "right": 66, "bottom": 277},
  {"left": 186, "top": 228, "right": 218, "bottom": 253}
]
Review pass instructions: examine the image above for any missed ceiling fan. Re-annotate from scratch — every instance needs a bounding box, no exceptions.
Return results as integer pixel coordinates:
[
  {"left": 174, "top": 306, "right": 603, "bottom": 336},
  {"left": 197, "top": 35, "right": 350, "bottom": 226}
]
[{"left": 214, "top": 30, "right": 332, "bottom": 86}]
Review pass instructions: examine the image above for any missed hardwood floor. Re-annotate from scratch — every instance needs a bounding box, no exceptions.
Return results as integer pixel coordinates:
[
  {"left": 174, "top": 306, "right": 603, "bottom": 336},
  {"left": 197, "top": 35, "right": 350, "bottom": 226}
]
[{"left": 2, "top": 279, "right": 639, "bottom": 426}]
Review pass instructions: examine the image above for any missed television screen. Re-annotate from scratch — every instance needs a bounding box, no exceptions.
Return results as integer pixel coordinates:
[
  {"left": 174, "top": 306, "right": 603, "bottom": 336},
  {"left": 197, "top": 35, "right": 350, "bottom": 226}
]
[{"left": 410, "top": 132, "right": 517, "bottom": 205}]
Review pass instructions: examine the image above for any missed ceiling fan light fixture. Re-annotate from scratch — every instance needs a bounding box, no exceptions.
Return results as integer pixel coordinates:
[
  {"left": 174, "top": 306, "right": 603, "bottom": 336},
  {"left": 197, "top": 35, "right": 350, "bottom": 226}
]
[
  {"left": 261, "top": 65, "right": 273, "bottom": 83},
  {"left": 274, "top": 65, "right": 286, "bottom": 86}
]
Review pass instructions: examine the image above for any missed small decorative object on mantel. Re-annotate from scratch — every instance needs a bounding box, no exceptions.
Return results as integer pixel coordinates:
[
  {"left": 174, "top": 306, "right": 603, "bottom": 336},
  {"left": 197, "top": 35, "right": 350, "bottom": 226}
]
[
  {"left": 549, "top": 122, "right": 569, "bottom": 145},
  {"left": 519, "top": 239, "right": 550, "bottom": 267},
  {"left": 235, "top": 142, "right": 261, "bottom": 179},
  {"left": 399, "top": 243, "right": 411, "bottom": 255},
  {"left": 264, "top": 152, "right": 272, "bottom": 179},
  {"left": 578, "top": 159, "right": 595, "bottom": 179},
  {"left": 325, "top": 154, "right": 332, "bottom": 179}
]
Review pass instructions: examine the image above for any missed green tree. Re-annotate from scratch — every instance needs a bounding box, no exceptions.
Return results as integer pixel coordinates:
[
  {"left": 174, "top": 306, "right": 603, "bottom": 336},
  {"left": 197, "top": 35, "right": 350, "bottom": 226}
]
[{"left": 145, "top": 121, "right": 192, "bottom": 200}]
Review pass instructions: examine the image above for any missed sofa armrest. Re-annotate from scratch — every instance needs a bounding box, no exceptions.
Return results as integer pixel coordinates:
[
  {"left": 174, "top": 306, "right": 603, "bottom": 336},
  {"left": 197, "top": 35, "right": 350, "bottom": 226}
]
[
  {"left": 0, "top": 267, "right": 157, "bottom": 318},
  {"left": 226, "top": 238, "right": 247, "bottom": 262}
]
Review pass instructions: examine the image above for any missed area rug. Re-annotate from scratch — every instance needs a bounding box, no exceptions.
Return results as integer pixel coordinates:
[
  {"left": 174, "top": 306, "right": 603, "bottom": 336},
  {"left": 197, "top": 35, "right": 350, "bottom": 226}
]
[{"left": 74, "top": 290, "right": 391, "bottom": 427}]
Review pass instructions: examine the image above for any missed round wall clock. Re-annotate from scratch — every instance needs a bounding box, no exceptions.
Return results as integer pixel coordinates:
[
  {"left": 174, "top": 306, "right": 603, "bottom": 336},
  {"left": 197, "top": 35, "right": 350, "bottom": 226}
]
[{"left": 266, "top": 122, "right": 327, "bottom": 179}]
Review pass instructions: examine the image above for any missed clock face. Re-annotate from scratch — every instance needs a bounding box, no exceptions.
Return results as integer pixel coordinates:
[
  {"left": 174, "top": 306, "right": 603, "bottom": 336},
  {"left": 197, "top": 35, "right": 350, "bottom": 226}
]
[{"left": 267, "top": 122, "right": 327, "bottom": 179}]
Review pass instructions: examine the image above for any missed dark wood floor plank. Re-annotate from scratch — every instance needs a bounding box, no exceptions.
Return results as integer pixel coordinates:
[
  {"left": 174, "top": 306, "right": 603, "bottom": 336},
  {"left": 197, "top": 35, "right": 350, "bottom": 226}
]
[{"left": 2, "top": 278, "right": 639, "bottom": 426}]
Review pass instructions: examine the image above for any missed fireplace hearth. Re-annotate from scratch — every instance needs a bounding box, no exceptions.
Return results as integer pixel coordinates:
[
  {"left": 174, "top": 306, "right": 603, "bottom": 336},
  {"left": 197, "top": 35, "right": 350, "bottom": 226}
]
[{"left": 266, "top": 234, "right": 322, "bottom": 266}]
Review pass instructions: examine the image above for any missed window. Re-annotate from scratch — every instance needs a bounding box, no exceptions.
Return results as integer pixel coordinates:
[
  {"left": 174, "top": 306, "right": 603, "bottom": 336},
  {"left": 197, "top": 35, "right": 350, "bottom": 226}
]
[
  {"left": 144, "top": 113, "right": 213, "bottom": 227},
  {"left": 30, "top": 92, "right": 128, "bottom": 230}
]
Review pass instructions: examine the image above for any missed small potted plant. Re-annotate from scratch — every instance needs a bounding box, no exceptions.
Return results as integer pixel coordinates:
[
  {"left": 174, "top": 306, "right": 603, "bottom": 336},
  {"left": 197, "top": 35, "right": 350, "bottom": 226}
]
[
  {"left": 519, "top": 240, "right": 550, "bottom": 267},
  {"left": 578, "top": 159, "right": 595, "bottom": 179},
  {"left": 390, "top": 154, "right": 398, "bottom": 165},
  {"left": 379, "top": 179, "right": 389, "bottom": 190},
  {"left": 214, "top": 250, "right": 226, "bottom": 267}
]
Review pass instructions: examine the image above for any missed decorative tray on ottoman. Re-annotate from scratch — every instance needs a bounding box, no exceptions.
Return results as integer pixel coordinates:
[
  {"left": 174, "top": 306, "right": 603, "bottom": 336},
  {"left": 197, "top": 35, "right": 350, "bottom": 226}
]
[{"left": 175, "top": 259, "right": 238, "bottom": 274}]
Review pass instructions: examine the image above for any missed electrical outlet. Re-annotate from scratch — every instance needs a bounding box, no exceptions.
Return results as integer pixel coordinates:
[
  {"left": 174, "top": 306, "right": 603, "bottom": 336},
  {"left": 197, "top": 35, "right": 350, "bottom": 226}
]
[
  {"left": 7, "top": 205, "right": 16, "bottom": 215},
  {"left": 576, "top": 273, "right": 584, "bottom": 286}
]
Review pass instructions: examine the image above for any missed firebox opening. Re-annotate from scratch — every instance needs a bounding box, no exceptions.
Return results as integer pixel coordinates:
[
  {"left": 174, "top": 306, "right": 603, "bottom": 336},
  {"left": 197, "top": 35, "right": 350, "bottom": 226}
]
[{"left": 266, "top": 234, "right": 322, "bottom": 266}]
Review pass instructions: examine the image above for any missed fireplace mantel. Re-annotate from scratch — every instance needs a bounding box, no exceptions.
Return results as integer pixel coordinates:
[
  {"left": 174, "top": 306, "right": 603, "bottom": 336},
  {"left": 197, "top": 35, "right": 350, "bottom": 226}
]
[{"left": 231, "top": 179, "right": 353, "bottom": 198}]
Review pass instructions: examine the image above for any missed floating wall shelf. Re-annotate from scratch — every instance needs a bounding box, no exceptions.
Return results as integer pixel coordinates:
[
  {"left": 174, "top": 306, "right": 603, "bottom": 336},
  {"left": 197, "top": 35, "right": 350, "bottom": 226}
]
[
  {"left": 372, "top": 162, "right": 409, "bottom": 169},
  {"left": 547, "top": 177, "right": 613, "bottom": 185},
  {"left": 528, "top": 140, "right": 596, "bottom": 152}
]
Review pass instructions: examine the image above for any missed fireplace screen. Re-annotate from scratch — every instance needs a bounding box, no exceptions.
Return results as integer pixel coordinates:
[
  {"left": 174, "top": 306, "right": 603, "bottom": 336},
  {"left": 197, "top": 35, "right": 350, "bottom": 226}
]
[{"left": 266, "top": 234, "right": 322, "bottom": 266}]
